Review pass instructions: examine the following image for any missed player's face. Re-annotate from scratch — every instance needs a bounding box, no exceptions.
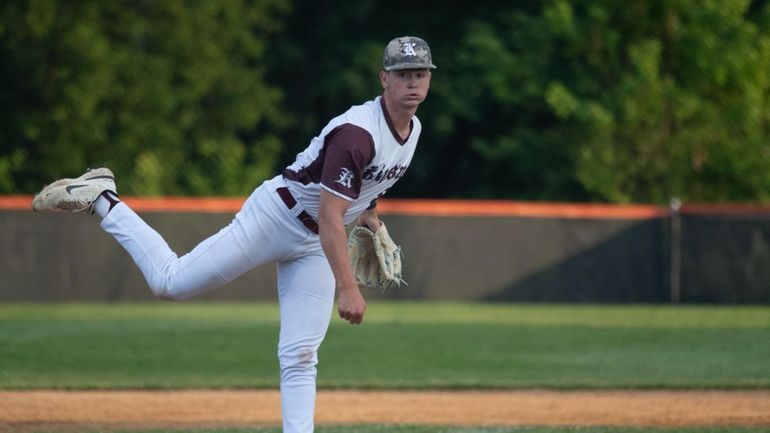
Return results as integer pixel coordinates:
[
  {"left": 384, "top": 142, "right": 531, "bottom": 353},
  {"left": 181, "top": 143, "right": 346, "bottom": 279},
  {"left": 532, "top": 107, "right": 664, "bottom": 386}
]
[{"left": 381, "top": 69, "right": 431, "bottom": 109}]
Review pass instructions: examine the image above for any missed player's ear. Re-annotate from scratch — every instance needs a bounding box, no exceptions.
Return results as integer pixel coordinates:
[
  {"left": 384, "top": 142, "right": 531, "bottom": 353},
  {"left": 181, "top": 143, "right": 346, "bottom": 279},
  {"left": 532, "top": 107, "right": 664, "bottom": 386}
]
[{"left": 379, "top": 70, "right": 389, "bottom": 89}]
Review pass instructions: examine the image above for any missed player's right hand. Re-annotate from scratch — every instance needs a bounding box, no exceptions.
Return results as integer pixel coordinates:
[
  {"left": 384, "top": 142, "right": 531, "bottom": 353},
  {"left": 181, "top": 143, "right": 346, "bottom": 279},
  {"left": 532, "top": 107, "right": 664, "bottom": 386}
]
[{"left": 337, "top": 286, "right": 366, "bottom": 325}]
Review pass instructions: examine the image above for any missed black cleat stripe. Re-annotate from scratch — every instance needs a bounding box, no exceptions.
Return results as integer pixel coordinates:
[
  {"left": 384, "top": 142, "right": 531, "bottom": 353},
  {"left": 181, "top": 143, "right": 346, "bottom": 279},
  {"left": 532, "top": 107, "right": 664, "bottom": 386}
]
[{"left": 65, "top": 184, "right": 88, "bottom": 194}]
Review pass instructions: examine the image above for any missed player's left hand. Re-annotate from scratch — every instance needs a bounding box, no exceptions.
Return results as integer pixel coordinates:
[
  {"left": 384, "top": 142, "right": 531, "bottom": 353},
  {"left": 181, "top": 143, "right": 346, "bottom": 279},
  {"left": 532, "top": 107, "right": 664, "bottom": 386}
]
[{"left": 348, "top": 222, "right": 406, "bottom": 293}]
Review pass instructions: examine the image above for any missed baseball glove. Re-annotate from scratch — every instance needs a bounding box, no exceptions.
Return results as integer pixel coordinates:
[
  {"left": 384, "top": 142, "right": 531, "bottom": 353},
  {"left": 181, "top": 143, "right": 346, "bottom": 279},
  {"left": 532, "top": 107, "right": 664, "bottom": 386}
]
[{"left": 348, "top": 222, "right": 406, "bottom": 293}]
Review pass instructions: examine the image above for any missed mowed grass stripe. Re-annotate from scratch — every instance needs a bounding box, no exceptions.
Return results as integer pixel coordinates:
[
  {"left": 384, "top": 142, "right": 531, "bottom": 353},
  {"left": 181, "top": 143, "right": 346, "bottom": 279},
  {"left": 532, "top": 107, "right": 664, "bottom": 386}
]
[{"left": 1, "top": 303, "right": 768, "bottom": 389}]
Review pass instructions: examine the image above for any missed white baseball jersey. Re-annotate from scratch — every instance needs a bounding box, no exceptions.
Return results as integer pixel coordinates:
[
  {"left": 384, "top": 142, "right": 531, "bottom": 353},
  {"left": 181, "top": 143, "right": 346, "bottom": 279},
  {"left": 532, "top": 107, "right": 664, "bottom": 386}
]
[{"left": 283, "top": 96, "right": 420, "bottom": 225}]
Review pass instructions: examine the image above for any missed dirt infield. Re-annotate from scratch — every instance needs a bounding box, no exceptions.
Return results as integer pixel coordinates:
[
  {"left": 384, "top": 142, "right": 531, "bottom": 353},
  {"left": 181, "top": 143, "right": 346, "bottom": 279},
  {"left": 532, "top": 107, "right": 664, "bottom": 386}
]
[{"left": 2, "top": 390, "right": 770, "bottom": 432}]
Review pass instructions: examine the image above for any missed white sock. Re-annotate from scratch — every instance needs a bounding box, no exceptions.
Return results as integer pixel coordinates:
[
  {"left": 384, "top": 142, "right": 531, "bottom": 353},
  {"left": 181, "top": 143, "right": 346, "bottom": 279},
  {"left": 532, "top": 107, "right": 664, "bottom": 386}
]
[{"left": 93, "top": 191, "right": 120, "bottom": 218}]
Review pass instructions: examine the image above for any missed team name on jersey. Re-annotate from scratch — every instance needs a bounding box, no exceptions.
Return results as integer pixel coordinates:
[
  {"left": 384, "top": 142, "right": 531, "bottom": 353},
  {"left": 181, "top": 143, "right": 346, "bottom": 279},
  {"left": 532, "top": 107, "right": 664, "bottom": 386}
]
[{"left": 362, "top": 164, "right": 409, "bottom": 183}]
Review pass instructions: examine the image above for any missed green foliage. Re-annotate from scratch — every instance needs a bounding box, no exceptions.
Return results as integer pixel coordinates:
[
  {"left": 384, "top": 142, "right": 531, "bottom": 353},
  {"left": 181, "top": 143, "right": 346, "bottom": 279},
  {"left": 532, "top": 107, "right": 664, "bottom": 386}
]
[
  {"left": 0, "top": 0, "right": 288, "bottom": 195},
  {"left": 569, "top": 0, "right": 770, "bottom": 203},
  {"left": 1, "top": 303, "right": 769, "bottom": 390},
  {"left": 2, "top": 0, "right": 770, "bottom": 202},
  {"left": 417, "top": 0, "right": 770, "bottom": 202}
]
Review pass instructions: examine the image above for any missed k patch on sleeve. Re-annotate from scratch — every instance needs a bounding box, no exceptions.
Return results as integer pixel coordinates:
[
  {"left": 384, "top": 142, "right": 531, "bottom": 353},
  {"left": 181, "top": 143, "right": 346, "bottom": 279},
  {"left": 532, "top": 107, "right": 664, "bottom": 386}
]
[{"left": 320, "top": 124, "right": 375, "bottom": 200}]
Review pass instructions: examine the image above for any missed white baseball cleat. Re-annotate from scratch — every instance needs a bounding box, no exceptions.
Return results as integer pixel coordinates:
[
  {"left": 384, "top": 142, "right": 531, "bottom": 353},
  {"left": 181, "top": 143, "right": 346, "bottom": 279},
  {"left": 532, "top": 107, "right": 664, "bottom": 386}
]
[{"left": 32, "top": 167, "right": 117, "bottom": 213}]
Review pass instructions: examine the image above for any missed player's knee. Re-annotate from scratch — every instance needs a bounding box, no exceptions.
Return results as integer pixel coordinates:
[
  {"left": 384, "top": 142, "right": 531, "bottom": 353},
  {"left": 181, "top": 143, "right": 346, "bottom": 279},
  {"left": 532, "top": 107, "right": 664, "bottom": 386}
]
[
  {"left": 147, "top": 280, "right": 183, "bottom": 301},
  {"left": 144, "top": 272, "right": 196, "bottom": 301},
  {"left": 154, "top": 291, "right": 178, "bottom": 301},
  {"left": 149, "top": 289, "right": 173, "bottom": 301},
  {"left": 278, "top": 346, "right": 318, "bottom": 381}
]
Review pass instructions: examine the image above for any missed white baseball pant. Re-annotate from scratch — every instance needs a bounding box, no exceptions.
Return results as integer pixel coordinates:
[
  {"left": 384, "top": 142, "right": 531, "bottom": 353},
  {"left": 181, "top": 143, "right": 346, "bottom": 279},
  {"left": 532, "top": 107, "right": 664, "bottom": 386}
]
[{"left": 99, "top": 175, "right": 335, "bottom": 433}]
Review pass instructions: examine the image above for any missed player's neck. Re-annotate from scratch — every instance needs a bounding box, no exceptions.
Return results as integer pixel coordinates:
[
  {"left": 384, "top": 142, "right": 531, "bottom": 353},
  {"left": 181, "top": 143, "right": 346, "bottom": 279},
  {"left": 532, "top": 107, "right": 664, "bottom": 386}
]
[{"left": 381, "top": 96, "right": 416, "bottom": 139}]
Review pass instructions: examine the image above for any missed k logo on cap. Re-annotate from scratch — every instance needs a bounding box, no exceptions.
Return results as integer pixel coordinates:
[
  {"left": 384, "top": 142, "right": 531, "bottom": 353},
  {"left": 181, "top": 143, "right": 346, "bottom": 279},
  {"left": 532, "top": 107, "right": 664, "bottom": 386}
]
[{"left": 383, "top": 36, "right": 437, "bottom": 71}]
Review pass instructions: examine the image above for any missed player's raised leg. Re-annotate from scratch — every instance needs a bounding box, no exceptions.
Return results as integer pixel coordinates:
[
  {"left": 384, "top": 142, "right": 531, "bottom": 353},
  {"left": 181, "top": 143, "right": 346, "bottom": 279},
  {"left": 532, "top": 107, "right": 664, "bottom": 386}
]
[
  {"left": 33, "top": 169, "right": 298, "bottom": 301},
  {"left": 98, "top": 178, "right": 303, "bottom": 300},
  {"left": 100, "top": 202, "right": 257, "bottom": 300}
]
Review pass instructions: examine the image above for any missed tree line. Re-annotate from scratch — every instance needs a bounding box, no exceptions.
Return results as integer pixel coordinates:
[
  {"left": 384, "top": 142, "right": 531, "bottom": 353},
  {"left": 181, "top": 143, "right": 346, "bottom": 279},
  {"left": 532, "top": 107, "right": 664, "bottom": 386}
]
[{"left": 2, "top": 0, "right": 769, "bottom": 203}]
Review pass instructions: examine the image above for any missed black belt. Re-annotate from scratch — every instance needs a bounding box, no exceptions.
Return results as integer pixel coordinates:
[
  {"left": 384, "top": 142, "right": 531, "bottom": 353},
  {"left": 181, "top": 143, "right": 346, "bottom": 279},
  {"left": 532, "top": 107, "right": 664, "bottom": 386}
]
[{"left": 276, "top": 187, "right": 319, "bottom": 235}]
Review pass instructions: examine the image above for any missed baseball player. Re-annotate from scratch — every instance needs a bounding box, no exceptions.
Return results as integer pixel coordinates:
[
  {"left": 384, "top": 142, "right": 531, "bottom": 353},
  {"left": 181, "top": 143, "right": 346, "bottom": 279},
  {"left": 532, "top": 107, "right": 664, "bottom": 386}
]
[{"left": 32, "top": 36, "right": 435, "bottom": 433}]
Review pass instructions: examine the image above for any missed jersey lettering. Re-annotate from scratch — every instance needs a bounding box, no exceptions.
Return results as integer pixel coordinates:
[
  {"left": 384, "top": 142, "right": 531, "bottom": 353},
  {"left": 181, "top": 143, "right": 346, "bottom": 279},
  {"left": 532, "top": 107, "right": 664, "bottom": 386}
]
[{"left": 363, "top": 164, "right": 409, "bottom": 183}]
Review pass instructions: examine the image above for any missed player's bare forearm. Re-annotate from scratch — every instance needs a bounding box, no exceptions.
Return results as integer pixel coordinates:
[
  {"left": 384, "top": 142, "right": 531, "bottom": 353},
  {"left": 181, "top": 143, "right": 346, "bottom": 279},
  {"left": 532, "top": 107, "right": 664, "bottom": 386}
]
[
  {"left": 319, "top": 215, "right": 356, "bottom": 292},
  {"left": 318, "top": 189, "right": 366, "bottom": 324}
]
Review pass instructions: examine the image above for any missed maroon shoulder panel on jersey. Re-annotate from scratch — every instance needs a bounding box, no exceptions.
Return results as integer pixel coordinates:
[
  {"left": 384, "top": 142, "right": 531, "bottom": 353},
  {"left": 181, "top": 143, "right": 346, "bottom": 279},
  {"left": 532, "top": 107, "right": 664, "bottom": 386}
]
[{"left": 320, "top": 124, "right": 375, "bottom": 199}]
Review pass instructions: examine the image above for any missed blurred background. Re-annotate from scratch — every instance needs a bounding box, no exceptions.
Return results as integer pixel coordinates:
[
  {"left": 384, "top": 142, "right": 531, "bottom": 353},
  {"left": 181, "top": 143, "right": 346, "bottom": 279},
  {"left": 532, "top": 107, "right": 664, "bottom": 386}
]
[
  {"left": 2, "top": 0, "right": 770, "bottom": 303},
  {"left": 3, "top": 0, "right": 770, "bottom": 202}
]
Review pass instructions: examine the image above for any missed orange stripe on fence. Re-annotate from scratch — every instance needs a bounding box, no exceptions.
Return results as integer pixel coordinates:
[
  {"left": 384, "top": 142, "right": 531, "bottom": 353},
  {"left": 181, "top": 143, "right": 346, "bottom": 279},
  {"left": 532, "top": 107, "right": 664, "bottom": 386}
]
[
  {"left": 0, "top": 195, "right": 247, "bottom": 213},
  {"left": 377, "top": 199, "right": 668, "bottom": 219},
  {"left": 121, "top": 196, "right": 245, "bottom": 213},
  {"left": 8, "top": 194, "right": 770, "bottom": 218},
  {"left": 2, "top": 195, "right": 668, "bottom": 219},
  {"left": 0, "top": 195, "right": 34, "bottom": 210}
]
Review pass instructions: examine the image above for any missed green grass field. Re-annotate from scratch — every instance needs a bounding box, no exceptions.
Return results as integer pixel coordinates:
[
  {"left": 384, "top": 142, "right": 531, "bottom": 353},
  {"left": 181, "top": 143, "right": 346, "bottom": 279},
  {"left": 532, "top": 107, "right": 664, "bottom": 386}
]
[
  {"left": 2, "top": 302, "right": 770, "bottom": 433},
  {"left": 2, "top": 302, "right": 769, "bottom": 390}
]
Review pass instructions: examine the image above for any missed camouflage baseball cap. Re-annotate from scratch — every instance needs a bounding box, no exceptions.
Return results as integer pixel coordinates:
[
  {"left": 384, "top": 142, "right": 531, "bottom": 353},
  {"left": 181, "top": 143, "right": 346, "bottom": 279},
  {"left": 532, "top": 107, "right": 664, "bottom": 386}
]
[{"left": 383, "top": 36, "right": 437, "bottom": 71}]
